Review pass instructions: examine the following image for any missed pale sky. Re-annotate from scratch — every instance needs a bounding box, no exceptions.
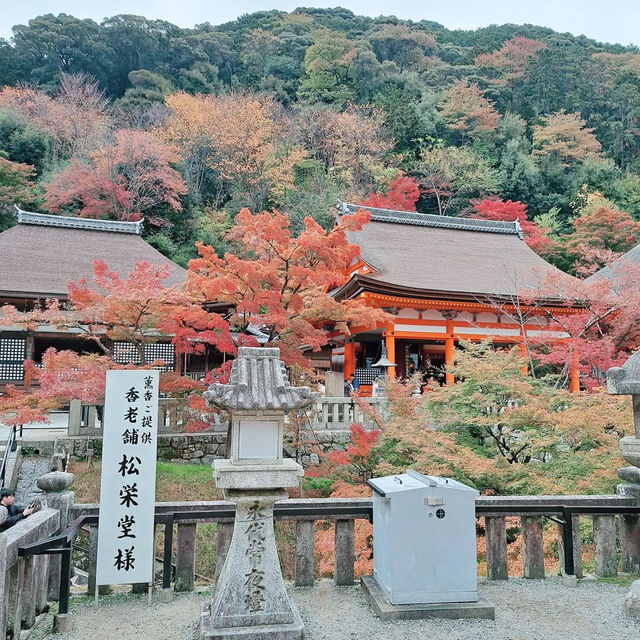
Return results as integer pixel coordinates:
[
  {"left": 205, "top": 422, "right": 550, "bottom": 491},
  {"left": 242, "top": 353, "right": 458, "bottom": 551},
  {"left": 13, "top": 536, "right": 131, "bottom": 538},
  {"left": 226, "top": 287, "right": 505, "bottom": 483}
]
[{"left": 1, "top": 1, "right": 639, "bottom": 47}]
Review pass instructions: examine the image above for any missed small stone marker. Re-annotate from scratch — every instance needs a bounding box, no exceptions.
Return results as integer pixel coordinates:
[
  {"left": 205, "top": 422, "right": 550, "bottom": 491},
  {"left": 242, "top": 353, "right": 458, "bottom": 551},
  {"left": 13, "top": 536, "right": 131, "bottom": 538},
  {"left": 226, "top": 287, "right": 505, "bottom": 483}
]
[
  {"left": 200, "top": 347, "right": 315, "bottom": 640},
  {"left": 607, "top": 353, "right": 640, "bottom": 617}
]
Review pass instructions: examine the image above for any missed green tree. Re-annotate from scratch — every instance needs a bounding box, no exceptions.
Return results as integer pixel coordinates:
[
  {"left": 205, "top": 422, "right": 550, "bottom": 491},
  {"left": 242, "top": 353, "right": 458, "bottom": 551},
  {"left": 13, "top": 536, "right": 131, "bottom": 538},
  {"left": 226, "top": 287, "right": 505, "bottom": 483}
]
[
  {"left": 297, "top": 30, "right": 357, "bottom": 104},
  {"left": 414, "top": 145, "right": 500, "bottom": 216},
  {"left": 0, "top": 110, "right": 50, "bottom": 175}
]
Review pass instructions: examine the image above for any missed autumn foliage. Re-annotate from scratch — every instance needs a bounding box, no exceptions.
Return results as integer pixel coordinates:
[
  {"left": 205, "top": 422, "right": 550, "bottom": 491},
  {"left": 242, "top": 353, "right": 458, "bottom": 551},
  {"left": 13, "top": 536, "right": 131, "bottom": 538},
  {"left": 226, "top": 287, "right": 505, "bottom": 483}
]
[
  {"left": 468, "top": 197, "right": 560, "bottom": 259},
  {"left": 44, "top": 129, "right": 187, "bottom": 222},
  {"left": 184, "top": 207, "right": 391, "bottom": 366},
  {"left": 360, "top": 173, "right": 421, "bottom": 211}
]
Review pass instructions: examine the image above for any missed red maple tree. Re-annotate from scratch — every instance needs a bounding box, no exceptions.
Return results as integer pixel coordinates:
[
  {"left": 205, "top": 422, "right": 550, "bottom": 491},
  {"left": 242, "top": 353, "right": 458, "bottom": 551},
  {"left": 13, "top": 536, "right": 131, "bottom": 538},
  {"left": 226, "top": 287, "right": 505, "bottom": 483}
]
[
  {"left": 468, "top": 197, "right": 560, "bottom": 259},
  {"left": 44, "top": 130, "right": 187, "bottom": 223},
  {"left": 184, "top": 207, "right": 392, "bottom": 367},
  {"left": 361, "top": 173, "right": 421, "bottom": 211}
]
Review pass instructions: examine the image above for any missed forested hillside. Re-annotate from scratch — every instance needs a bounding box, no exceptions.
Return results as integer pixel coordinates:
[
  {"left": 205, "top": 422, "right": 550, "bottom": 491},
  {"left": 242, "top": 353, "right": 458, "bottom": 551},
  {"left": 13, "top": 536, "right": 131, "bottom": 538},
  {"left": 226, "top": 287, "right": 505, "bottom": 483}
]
[{"left": 2, "top": 7, "right": 640, "bottom": 271}]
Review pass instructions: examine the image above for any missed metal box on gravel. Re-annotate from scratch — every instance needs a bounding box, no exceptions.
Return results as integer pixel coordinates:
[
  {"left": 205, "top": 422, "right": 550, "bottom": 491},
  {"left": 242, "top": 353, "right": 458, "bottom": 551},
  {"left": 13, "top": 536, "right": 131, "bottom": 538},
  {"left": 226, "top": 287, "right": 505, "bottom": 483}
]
[{"left": 367, "top": 470, "right": 479, "bottom": 605}]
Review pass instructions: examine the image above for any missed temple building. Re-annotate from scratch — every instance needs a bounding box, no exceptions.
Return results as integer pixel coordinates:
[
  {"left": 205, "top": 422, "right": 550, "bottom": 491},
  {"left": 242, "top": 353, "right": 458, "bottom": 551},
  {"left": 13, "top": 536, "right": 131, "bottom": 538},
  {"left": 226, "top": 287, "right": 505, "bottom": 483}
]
[
  {"left": 0, "top": 208, "right": 186, "bottom": 385},
  {"left": 331, "top": 203, "right": 580, "bottom": 394}
]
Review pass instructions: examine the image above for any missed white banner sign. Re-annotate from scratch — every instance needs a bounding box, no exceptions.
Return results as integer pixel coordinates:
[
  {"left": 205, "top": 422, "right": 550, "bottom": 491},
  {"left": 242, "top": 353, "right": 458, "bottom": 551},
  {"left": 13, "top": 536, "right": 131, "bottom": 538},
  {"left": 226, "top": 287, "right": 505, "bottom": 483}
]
[{"left": 96, "top": 370, "right": 159, "bottom": 586}]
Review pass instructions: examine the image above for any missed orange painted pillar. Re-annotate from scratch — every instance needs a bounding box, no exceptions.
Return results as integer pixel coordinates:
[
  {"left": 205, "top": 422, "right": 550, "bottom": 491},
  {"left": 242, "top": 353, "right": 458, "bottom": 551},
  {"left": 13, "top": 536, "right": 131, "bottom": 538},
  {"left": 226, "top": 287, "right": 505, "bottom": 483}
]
[
  {"left": 344, "top": 342, "right": 355, "bottom": 378},
  {"left": 445, "top": 317, "right": 455, "bottom": 385},
  {"left": 384, "top": 323, "right": 395, "bottom": 381},
  {"left": 519, "top": 342, "right": 528, "bottom": 376},
  {"left": 445, "top": 338, "right": 455, "bottom": 385},
  {"left": 569, "top": 350, "right": 580, "bottom": 393}
]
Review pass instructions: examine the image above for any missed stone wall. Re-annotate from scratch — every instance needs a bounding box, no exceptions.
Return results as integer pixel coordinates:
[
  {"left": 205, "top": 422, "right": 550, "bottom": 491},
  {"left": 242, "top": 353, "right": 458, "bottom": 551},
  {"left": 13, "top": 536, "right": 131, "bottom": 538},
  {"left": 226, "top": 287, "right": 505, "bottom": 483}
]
[{"left": 24, "top": 430, "right": 352, "bottom": 466}]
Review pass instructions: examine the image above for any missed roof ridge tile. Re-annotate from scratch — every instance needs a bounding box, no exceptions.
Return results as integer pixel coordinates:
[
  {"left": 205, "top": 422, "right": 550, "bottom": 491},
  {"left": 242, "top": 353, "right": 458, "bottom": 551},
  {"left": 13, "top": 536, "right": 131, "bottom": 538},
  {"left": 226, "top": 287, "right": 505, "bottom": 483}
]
[
  {"left": 14, "top": 206, "right": 143, "bottom": 235},
  {"left": 340, "top": 201, "right": 522, "bottom": 237}
]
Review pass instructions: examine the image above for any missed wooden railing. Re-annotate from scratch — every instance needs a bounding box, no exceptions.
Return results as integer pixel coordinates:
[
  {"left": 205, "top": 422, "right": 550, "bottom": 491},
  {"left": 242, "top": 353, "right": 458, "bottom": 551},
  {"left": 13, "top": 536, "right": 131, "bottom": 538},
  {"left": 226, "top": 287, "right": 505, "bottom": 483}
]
[{"left": 67, "top": 494, "right": 640, "bottom": 595}]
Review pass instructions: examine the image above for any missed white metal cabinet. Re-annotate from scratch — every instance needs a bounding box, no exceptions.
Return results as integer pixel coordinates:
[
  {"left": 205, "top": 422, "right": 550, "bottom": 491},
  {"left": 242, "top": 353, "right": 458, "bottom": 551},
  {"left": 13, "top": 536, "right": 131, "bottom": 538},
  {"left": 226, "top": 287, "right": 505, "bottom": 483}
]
[{"left": 367, "top": 469, "right": 479, "bottom": 605}]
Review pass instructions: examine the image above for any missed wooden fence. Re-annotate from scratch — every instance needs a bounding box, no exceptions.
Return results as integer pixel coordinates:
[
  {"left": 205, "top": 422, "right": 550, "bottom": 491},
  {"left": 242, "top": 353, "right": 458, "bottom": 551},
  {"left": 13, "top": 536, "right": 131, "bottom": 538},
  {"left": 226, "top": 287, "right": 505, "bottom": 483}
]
[{"left": 69, "top": 494, "right": 640, "bottom": 594}]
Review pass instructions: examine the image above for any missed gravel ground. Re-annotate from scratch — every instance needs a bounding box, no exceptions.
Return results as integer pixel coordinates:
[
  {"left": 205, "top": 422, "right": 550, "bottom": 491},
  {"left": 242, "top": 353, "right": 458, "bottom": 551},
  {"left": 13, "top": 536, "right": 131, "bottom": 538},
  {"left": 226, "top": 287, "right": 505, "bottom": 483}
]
[{"left": 37, "top": 577, "right": 639, "bottom": 640}]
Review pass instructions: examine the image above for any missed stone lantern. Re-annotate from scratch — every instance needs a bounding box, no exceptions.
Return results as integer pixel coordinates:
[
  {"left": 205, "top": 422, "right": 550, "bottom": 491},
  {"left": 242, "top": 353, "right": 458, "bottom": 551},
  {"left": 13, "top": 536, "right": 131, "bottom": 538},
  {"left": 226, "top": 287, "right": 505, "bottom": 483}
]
[
  {"left": 607, "top": 352, "right": 640, "bottom": 493},
  {"left": 200, "top": 347, "right": 315, "bottom": 640},
  {"left": 607, "top": 352, "right": 640, "bottom": 617}
]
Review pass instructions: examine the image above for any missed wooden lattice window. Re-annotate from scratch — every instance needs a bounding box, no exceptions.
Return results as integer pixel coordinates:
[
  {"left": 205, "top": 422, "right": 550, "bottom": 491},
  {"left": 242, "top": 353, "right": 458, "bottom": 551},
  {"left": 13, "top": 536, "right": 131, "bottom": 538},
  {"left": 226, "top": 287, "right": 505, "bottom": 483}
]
[
  {"left": 0, "top": 337, "right": 26, "bottom": 381},
  {"left": 112, "top": 342, "right": 175, "bottom": 372}
]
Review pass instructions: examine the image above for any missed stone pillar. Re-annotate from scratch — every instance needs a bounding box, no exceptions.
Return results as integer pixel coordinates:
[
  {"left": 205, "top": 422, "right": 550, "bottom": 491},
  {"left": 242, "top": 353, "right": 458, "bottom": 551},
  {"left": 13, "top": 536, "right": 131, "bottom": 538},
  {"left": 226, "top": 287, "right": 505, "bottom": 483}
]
[
  {"left": 620, "top": 515, "right": 640, "bottom": 574},
  {"left": 202, "top": 490, "right": 304, "bottom": 638},
  {"left": 215, "top": 522, "right": 234, "bottom": 581},
  {"left": 593, "top": 515, "right": 618, "bottom": 577},
  {"left": 334, "top": 519, "right": 355, "bottom": 586},
  {"left": 295, "top": 520, "right": 315, "bottom": 587},
  {"left": 36, "top": 471, "right": 75, "bottom": 600},
  {"left": 21, "top": 555, "right": 37, "bottom": 629},
  {"left": 68, "top": 400, "right": 82, "bottom": 436},
  {"left": 521, "top": 517, "right": 545, "bottom": 579},
  {"left": 175, "top": 523, "right": 196, "bottom": 592},
  {"left": 556, "top": 516, "right": 583, "bottom": 578},
  {"left": 485, "top": 516, "right": 508, "bottom": 580}
]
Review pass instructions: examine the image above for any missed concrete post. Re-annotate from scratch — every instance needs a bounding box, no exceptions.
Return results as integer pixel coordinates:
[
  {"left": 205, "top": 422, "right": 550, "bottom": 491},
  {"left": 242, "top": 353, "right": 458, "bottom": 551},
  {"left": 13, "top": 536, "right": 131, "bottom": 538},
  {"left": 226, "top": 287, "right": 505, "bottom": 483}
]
[
  {"left": 485, "top": 516, "right": 508, "bottom": 580},
  {"left": 594, "top": 515, "right": 618, "bottom": 577},
  {"left": 295, "top": 520, "right": 315, "bottom": 586},
  {"left": 521, "top": 517, "right": 545, "bottom": 579},
  {"left": 68, "top": 399, "right": 82, "bottom": 436},
  {"left": 215, "top": 522, "right": 233, "bottom": 581},
  {"left": 175, "top": 523, "right": 197, "bottom": 592},
  {"left": 556, "top": 516, "right": 583, "bottom": 578},
  {"left": 620, "top": 515, "right": 640, "bottom": 574},
  {"left": 334, "top": 519, "right": 354, "bottom": 586}
]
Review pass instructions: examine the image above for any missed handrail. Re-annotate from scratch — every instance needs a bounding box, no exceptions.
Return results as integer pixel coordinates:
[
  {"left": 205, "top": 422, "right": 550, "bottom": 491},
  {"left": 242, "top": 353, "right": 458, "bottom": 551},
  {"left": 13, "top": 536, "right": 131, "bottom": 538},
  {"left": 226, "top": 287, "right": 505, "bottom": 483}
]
[{"left": 0, "top": 425, "right": 17, "bottom": 486}]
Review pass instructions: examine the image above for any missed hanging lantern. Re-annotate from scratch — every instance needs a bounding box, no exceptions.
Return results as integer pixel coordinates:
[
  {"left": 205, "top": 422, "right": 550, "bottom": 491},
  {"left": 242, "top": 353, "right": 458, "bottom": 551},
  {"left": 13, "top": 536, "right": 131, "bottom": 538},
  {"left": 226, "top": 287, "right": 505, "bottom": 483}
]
[{"left": 372, "top": 340, "right": 396, "bottom": 369}]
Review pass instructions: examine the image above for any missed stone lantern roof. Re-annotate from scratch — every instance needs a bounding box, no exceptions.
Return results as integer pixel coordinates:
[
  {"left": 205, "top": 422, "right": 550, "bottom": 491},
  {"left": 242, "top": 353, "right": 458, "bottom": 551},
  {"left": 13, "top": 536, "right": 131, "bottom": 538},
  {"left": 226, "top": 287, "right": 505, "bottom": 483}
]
[
  {"left": 203, "top": 347, "right": 315, "bottom": 410},
  {"left": 607, "top": 351, "right": 640, "bottom": 395}
]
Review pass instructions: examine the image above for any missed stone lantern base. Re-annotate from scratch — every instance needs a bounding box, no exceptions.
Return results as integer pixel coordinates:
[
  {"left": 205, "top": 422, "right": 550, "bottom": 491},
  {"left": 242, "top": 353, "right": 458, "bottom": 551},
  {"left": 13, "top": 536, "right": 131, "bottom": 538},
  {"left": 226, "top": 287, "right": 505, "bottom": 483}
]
[{"left": 200, "top": 487, "right": 304, "bottom": 640}]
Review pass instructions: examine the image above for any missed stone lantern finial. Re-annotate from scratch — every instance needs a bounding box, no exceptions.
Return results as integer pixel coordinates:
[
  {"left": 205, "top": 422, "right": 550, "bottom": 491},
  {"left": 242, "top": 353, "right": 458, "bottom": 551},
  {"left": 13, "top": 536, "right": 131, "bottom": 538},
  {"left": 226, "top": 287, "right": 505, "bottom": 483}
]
[{"left": 203, "top": 347, "right": 315, "bottom": 411}]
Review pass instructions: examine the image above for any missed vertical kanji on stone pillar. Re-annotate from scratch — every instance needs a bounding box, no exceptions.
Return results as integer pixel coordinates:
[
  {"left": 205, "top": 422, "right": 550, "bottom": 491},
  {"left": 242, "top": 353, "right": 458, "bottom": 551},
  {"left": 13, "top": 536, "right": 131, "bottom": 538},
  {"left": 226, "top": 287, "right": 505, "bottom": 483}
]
[{"left": 199, "top": 347, "right": 315, "bottom": 640}]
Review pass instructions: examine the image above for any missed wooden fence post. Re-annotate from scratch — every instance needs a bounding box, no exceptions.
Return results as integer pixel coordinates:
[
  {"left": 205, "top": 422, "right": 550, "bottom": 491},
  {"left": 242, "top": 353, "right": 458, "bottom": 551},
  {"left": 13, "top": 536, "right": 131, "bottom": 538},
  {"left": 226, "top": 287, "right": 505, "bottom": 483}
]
[
  {"left": 556, "top": 515, "right": 583, "bottom": 578},
  {"left": 334, "top": 519, "right": 355, "bottom": 586},
  {"left": 175, "top": 523, "right": 197, "bottom": 592},
  {"left": 215, "top": 522, "right": 234, "bottom": 580},
  {"left": 485, "top": 516, "right": 508, "bottom": 580},
  {"left": 295, "top": 520, "right": 315, "bottom": 587},
  {"left": 594, "top": 515, "right": 617, "bottom": 577},
  {"left": 521, "top": 517, "right": 545, "bottom": 579}
]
